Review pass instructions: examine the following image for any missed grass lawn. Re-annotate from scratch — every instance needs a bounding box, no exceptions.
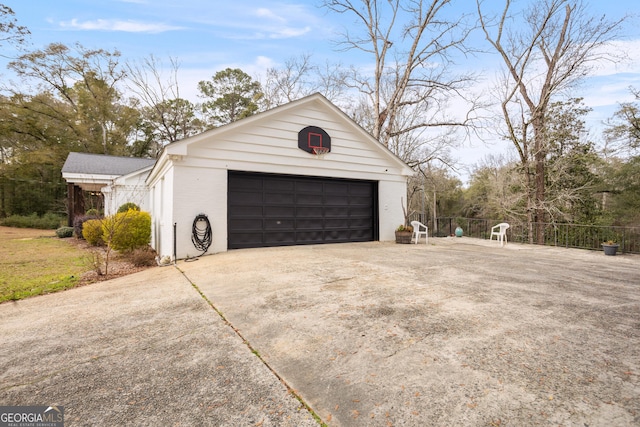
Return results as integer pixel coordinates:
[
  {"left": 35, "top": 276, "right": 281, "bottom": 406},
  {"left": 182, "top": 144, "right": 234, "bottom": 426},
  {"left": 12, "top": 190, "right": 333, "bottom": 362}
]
[{"left": 0, "top": 226, "right": 88, "bottom": 303}]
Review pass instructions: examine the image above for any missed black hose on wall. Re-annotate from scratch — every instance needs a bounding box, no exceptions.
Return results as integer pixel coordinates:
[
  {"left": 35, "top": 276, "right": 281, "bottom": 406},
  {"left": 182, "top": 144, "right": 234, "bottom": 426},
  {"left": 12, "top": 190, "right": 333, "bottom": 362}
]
[{"left": 191, "top": 214, "right": 212, "bottom": 255}]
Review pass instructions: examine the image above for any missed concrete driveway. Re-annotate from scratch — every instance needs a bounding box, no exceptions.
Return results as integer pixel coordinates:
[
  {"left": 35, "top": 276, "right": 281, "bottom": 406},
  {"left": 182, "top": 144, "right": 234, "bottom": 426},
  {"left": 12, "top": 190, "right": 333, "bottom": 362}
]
[
  {"left": 0, "top": 265, "right": 316, "bottom": 426},
  {"left": 1, "top": 238, "right": 639, "bottom": 426}
]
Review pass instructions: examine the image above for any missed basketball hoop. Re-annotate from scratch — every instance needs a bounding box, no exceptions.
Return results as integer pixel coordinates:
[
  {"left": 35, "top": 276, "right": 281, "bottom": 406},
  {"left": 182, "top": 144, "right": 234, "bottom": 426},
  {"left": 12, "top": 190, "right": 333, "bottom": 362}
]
[{"left": 312, "top": 146, "right": 330, "bottom": 159}]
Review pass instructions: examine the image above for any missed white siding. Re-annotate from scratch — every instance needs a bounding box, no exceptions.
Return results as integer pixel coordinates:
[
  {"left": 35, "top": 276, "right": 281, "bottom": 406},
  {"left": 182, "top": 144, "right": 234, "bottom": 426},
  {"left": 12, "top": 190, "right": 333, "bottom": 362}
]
[
  {"left": 172, "top": 164, "right": 228, "bottom": 257},
  {"left": 150, "top": 167, "right": 175, "bottom": 259},
  {"left": 182, "top": 101, "right": 407, "bottom": 182},
  {"left": 378, "top": 180, "right": 408, "bottom": 241},
  {"left": 149, "top": 94, "right": 413, "bottom": 258}
]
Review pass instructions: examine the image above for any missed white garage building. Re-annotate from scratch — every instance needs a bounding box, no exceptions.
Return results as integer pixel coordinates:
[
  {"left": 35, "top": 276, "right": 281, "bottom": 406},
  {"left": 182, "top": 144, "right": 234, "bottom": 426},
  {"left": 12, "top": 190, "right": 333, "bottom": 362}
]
[{"left": 65, "top": 94, "right": 414, "bottom": 260}]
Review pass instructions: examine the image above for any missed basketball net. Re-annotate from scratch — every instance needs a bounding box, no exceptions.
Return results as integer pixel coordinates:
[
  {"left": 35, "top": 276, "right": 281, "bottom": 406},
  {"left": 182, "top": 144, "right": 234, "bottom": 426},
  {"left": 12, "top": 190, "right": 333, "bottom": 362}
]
[{"left": 312, "top": 146, "right": 330, "bottom": 159}]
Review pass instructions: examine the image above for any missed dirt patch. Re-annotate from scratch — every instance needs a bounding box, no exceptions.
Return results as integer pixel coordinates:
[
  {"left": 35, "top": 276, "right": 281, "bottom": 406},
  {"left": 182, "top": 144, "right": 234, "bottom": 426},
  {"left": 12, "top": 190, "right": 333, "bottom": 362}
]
[
  {"left": 0, "top": 226, "right": 55, "bottom": 239},
  {"left": 65, "top": 237, "right": 155, "bottom": 286}
]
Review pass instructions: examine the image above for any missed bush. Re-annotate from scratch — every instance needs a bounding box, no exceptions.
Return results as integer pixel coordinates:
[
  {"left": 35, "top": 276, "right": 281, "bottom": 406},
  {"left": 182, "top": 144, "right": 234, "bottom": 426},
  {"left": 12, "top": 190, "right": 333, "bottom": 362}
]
[
  {"left": 73, "top": 214, "right": 100, "bottom": 239},
  {"left": 55, "top": 226, "right": 74, "bottom": 238},
  {"left": 1, "top": 213, "right": 64, "bottom": 229},
  {"left": 117, "top": 202, "right": 140, "bottom": 213},
  {"left": 85, "top": 208, "right": 100, "bottom": 216},
  {"left": 82, "top": 219, "right": 105, "bottom": 246},
  {"left": 103, "top": 210, "right": 151, "bottom": 252},
  {"left": 129, "top": 247, "right": 157, "bottom": 267}
]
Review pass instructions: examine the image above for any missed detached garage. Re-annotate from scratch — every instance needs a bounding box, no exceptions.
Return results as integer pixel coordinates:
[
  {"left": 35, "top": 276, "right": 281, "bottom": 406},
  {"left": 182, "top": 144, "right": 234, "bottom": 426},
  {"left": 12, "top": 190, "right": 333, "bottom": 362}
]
[{"left": 146, "top": 93, "right": 413, "bottom": 260}]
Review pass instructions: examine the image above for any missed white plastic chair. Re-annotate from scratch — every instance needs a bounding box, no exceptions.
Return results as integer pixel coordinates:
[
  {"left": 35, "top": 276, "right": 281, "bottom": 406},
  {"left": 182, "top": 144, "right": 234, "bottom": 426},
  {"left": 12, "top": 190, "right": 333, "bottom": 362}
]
[
  {"left": 411, "top": 221, "right": 428, "bottom": 244},
  {"left": 490, "top": 223, "right": 510, "bottom": 246}
]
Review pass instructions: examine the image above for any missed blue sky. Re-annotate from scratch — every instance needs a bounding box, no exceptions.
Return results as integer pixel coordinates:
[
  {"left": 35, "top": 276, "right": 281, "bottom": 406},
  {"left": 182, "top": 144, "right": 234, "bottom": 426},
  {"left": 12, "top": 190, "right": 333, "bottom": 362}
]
[{"left": 3, "top": 0, "right": 640, "bottom": 178}]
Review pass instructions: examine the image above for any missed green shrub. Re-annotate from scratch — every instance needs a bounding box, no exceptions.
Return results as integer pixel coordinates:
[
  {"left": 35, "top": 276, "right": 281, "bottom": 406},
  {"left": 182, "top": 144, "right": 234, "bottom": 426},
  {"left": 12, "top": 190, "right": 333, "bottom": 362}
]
[
  {"left": 104, "top": 210, "right": 151, "bottom": 252},
  {"left": 117, "top": 202, "right": 140, "bottom": 213},
  {"left": 55, "top": 226, "right": 74, "bottom": 238},
  {"left": 82, "top": 219, "right": 105, "bottom": 246},
  {"left": 85, "top": 208, "right": 100, "bottom": 216},
  {"left": 0, "top": 213, "right": 64, "bottom": 229}
]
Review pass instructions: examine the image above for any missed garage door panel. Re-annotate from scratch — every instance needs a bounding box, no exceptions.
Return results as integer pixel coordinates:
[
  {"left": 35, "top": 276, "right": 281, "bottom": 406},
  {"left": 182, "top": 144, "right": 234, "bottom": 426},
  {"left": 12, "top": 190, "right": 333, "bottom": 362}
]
[
  {"left": 325, "top": 230, "right": 350, "bottom": 241},
  {"left": 350, "top": 196, "right": 372, "bottom": 205},
  {"left": 229, "top": 232, "right": 263, "bottom": 247},
  {"left": 229, "top": 192, "right": 263, "bottom": 205},
  {"left": 230, "top": 205, "right": 264, "bottom": 217},
  {"left": 296, "top": 181, "right": 324, "bottom": 193},
  {"left": 324, "top": 206, "right": 346, "bottom": 217},
  {"left": 264, "top": 206, "right": 295, "bottom": 217},
  {"left": 265, "top": 231, "right": 296, "bottom": 244},
  {"left": 264, "top": 219, "right": 295, "bottom": 230},
  {"left": 297, "top": 194, "right": 324, "bottom": 205},
  {"left": 350, "top": 183, "right": 372, "bottom": 194},
  {"left": 229, "top": 218, "right": 263, "bottom": 231},
  {"left": 296, "top": 218, "right": 324, "bottom": 230},
  {"left": 296, "top": 230, "right": 324, "bottom": 242},
  {"left": 325, "top": 182, "right": 349, "bottom": 193},
  {"left": 351, "top": 217, "right": 373, "bottom": 226},
  {"left": 350, "top": 207, "right": 374, "bottom": 217},
  {"left": 266, "top": 192, "right": 295, "bottom": 205},
  {"left": 228, "top": 172, "right": 377, "bottom": 249},
  {"left": 353, "top": 231, "right": 372, "bottom": 240},
  {"left": 325, "top": 218, "right": 349, "bottom": 229},
  {"left": 265, "top": 179, "right": 294, "bottom": 191},
  {"left": 297, "top": 207, "right": 322, "bottom": 218},
  {"left": 229, "top": 176, "right": 263, "bottom": 191},
  {"left": 325, "top": 194, "right": 350, "bottom": 205}
]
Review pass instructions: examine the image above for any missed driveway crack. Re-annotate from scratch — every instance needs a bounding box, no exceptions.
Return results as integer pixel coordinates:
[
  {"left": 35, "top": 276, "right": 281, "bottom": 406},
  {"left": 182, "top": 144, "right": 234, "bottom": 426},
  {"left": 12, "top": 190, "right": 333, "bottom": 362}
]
[{"left": 174, "top": 265, "right": 327, "bottom": 426}]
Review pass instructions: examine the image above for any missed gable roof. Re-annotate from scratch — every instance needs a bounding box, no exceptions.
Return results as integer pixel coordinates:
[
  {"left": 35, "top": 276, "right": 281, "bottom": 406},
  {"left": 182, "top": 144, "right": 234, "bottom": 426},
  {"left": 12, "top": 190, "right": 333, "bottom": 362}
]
[
  {"left": 62, "top": 152, "right": 156, "bottom": 176},
  {"left": 147, "top": 93, "right": 414, "bottom": 184}
]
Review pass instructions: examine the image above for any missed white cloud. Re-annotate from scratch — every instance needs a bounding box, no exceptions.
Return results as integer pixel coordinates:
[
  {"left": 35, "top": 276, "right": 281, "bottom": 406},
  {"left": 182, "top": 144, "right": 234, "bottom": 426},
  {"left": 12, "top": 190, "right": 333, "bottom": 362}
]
[
  {"left": 254, "top": 55, "right": 276, "bottom": 70},
  {"left": 59, "top": 18, "right": 182, "bottom": 34},
  {"left": 207, "top": 4, "right": 319, "bottom": 41},
  {"left": 255, "top": 8, "right": 287, "bottom": 24},
  {"left": 590, "top": 39, "right": 640, "bottom": 77},
  {"left": 269, "top": 26, "right": 311, "bottom": 39}
]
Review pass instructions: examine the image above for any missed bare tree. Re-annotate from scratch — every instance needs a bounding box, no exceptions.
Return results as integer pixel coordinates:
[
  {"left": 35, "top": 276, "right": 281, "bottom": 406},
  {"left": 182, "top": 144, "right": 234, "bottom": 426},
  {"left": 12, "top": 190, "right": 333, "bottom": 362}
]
[
  {"left": 262, "top": 53, "right": 316, "bottom": 109},
  {"left": 477, "top": 0, "right": 625, "bottom": 243},
  {"left": 316, "top": 60, "right": 351, "bottom": 106},
  {"left": 322, "top": 0, "right": 479, "bottom": 165},
  {"left": 261, "top": 53, "right": 350, "bottom": 109},
  {"left": 126, "top": 55, "right": 182, "bottom": 119},
  {"left": 126, "top": 55, "right": 204, "bottom": 157}
]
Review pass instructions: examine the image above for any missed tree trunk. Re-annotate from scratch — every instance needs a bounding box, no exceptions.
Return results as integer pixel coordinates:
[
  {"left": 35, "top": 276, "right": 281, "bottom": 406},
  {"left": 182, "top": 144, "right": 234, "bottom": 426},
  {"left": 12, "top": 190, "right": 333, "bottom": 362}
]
[
  {"left": 433, "top": 189, "right": 437, "bottom": 237},
  {"left": 531, "top": 115, "right": 546, "bottom": 244},
  {"left": 534, "top": 151, "right": 546, "bottom": 244},
  {"left": 525, "top": 166, "right": 535, "bottom": 244}
]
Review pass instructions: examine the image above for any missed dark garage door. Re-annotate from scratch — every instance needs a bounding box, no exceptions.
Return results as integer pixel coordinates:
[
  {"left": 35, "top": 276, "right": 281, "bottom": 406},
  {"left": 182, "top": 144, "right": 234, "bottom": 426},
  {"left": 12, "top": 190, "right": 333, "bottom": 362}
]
[{"left": 228, "top": 171, "right": 377, "bottom": 249}]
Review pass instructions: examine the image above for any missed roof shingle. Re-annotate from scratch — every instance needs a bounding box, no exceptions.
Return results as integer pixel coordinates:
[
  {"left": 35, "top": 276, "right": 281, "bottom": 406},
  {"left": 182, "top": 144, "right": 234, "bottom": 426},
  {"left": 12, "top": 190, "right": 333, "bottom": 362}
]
[{"left": 62, "top": 152, "right": 156, "bottom": 176}]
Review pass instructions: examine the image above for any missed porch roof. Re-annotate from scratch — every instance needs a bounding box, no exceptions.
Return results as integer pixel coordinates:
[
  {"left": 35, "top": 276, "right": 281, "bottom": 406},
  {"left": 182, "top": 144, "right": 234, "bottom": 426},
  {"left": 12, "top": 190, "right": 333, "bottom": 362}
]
[{"left": 62, "top": 152, "right": 156, "bottom": 191}]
